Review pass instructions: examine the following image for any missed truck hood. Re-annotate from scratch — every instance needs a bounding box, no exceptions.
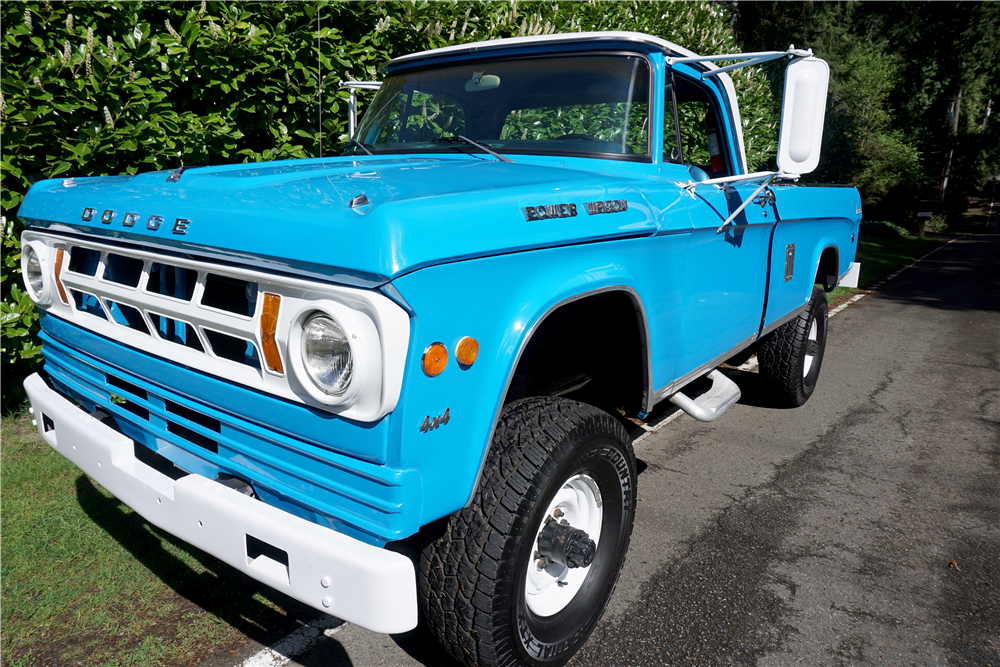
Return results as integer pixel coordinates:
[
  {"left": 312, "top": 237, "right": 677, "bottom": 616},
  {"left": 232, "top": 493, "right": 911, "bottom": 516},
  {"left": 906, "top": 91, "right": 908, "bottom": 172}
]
[{"left": 19, "top": 156, "right": 658, "bottom": 287}]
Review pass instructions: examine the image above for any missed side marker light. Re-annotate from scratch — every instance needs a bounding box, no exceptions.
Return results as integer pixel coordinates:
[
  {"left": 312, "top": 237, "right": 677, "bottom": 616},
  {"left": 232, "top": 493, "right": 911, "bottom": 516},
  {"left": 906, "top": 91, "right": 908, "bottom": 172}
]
[
  {"left": 422, "top": 342, "right": 448, "bottom": 376},
  {"left": 455, "top": 336, "right": 479, "bottom": 368},
  {"left": 260, "top": 293, "right": 284, "bottom": 374},
  {"left": 53, "top": 248, "right": 69, "bottom": 305}
]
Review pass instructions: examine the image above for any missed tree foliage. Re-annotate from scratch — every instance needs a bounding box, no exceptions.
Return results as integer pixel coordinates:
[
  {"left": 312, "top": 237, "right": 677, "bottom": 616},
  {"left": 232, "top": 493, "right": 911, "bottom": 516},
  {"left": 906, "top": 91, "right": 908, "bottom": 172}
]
[
  {"left": 738, "top": 1, "right": 1000, "bottom": 221},
  {"left": 0, "top": 1, "right": 793, "bottom": 409}
]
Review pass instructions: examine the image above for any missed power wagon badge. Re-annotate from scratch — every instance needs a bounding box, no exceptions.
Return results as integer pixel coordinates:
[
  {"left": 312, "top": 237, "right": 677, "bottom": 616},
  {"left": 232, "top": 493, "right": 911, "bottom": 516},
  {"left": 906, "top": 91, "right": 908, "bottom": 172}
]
[
  {"left": 82, "top": 207, "right": 191, "bottom": 235},
  {"left": 523, "top": 199, "right": 627, "bottom": 221}
]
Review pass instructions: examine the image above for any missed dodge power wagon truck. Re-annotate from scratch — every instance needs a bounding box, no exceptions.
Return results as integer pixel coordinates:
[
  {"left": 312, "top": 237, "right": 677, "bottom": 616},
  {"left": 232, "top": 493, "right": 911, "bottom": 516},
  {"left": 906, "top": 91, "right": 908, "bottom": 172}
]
[{"left": 20, "top": 32, "right": 860, "bottom": 667}]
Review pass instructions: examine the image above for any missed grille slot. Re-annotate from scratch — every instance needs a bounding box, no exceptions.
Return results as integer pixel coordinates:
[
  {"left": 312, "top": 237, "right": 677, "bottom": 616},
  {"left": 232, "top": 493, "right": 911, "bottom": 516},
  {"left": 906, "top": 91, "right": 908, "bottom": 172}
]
[
  {"left": 105, "top": 300, "right": 150, "bottom": 334},
  {"left": 149, "top": 314, "right": 205, "bottom": 352},
  {"left": 68, "top": 246, "right": 100, "bottom": 276},
  {"left": 106, "top": 374, "right": 149, "bottom": 419},
  {"left": 103, "top": 253, "right": 144, "bottom": 288},
  {"left": 205, "top": 329, "right": 261, "bottom": 370},
  {"left": 166, "top": 400, "right": 220, "bottom": 453},
  {"left": 203, "top": 273, "right": 257, "bottom": 317},
  {"left": 147, "top": 263, "right": 197, "bottom": 301},
  {"left": 71, "top": 290, "right": 107, "bottom": 319}
]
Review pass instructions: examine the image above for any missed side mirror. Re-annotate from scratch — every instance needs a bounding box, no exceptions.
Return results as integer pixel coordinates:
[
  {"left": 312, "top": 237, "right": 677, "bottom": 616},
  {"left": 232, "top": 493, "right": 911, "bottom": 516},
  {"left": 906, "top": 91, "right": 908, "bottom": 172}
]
[{"left": 777, "top": 57, "right": 830, "bottom": 175}]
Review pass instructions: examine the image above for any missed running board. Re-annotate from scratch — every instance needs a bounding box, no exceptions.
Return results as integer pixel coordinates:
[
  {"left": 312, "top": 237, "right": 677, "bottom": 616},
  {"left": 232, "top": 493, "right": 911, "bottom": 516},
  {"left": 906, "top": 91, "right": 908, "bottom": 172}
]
[{"left": 668, "top": 370, "right": 742, "bottom": 422}]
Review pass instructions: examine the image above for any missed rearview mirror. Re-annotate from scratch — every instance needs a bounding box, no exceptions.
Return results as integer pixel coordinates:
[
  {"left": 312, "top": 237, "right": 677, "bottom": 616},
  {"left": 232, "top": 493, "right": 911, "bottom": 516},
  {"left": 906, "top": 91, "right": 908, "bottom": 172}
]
[
  {"left": 776, "top": 57, "right": 829, "bottom": 175},
  {"left": 465, "top": 71, "right": 501, "bottom": 92}
]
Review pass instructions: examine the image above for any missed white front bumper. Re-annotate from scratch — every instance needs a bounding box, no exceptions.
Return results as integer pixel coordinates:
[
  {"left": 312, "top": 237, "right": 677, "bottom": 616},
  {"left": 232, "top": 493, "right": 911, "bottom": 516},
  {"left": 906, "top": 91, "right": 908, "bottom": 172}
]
[{"left": 24, "top": 373, "right": 418, "bottom": 635}]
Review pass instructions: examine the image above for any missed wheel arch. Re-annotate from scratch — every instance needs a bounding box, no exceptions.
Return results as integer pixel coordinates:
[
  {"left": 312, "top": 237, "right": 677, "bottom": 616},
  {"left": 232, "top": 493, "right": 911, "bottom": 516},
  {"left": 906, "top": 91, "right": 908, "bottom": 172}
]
[
  {"left": 814, "top": 243, "right": 841, "bottom": 292},
  {"left": 468, "top": 284, "right": 651, "bottom": 507}
]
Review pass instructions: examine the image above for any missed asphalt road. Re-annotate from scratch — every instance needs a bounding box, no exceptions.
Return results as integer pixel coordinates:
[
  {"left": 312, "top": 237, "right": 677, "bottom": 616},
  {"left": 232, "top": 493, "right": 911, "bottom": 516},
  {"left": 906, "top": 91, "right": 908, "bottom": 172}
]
[{"left": 238, "top": 226, "right": 999, "bottom": 667}]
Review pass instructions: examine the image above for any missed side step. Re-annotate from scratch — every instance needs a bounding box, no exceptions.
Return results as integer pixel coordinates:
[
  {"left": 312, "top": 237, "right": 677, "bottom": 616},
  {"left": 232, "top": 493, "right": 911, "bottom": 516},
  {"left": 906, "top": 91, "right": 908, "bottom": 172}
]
[{"left": 669, "top": 369, "right": 742, "bottom": 422}]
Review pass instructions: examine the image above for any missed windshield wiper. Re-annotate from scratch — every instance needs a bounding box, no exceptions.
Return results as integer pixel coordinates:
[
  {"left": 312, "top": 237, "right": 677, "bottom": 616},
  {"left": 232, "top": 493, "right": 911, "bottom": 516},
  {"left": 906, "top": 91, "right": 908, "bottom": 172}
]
[
  {"left": 343, "top": 140, "right": 374, "bottom": 156},
  {"left": 432, "top": 135, "right": 513, "bottom": 163}
]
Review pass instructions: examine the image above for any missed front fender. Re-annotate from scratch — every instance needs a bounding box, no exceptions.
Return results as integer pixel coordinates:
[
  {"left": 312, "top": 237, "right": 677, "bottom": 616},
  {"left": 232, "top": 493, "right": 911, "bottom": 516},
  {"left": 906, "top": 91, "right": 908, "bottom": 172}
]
[{"left": 388, "top": 237, "right": 669, "bottom": 528}]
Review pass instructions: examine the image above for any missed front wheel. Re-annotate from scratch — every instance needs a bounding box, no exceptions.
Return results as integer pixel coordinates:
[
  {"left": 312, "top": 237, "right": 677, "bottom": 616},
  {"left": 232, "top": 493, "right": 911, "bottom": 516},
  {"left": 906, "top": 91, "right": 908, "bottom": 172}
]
[
  {"left": 420, "top": 397, "right": 636, "bottom": 667},
  {"left": 757, "top": 286, "right": 829, "bottom": 407}
]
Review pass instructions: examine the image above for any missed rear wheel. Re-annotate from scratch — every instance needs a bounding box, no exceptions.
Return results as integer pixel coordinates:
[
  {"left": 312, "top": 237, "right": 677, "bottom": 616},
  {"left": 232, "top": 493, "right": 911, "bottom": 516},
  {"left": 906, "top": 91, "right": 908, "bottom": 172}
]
[
  {"left": 758, "top": 286, "right": 828, "bottom": 407},
  {"left": 420, "top": 397, "right": 636, "bottom": 667}
]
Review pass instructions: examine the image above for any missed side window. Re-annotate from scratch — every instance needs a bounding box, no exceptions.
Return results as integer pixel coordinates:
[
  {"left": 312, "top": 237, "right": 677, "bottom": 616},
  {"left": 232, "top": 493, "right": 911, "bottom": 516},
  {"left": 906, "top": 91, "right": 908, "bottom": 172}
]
[{"left": 664, "top": 76, "right": 731, "bottom": 176}]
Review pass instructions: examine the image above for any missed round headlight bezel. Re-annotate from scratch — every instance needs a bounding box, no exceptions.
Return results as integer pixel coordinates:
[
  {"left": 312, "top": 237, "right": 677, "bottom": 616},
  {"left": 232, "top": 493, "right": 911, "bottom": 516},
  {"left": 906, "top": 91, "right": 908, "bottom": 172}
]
[
  {"left": 21, "top": 240, "right": 52, "bottom": 305},
  {"left": 287, "top": 305, "right": 365, "bottom": 407}
]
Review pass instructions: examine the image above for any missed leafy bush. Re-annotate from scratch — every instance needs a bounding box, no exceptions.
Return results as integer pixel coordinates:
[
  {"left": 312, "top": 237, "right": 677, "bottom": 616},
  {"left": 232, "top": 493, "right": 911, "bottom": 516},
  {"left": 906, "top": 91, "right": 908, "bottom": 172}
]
[
  {"left": 2, "top": 1, "right": 780, "bottom": 410},
  {"left": 1, "top": 220, "right": 41, "bottom": 412},
  {"left": 923, "top": 214, "right": 949, "bottom": 234}
]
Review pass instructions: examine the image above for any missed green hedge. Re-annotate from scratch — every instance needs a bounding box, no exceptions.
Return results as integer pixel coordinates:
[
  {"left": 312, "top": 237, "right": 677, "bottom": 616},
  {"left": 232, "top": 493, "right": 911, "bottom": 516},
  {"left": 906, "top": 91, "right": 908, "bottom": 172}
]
[{"left": 1, "top": 0, "right": 778, "bottom": 411}]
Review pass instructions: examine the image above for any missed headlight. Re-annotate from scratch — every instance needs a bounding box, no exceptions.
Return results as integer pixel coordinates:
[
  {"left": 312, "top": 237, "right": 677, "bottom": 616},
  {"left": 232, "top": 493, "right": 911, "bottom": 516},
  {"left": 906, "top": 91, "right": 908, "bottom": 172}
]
[
  {"left": 300, "top": 312, "right": 353, "bottom": 396},
  {"left": 21, "top": 241, "right": 51, "bottom": 304}
]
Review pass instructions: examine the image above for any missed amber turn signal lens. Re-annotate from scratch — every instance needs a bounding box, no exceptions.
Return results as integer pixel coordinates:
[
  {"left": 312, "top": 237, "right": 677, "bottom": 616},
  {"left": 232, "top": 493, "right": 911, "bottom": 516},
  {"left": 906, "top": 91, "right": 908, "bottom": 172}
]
[
  {"left": 422, "top": 342, "right": 448, "bottom": 376},
  {"left": 53, "top": 248, "right": 69, "bottom": 305},
  {"left": 260, "top": 293, "right": 284, "bottom": 374},
  {"left": 455, "top": 336, "right": 479, "bottom": 367}
]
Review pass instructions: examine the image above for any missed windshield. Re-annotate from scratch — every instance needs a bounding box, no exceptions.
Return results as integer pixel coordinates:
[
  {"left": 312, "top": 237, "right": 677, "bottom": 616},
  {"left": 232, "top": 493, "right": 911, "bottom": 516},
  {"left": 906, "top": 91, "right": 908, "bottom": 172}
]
[{"left": 352, "top": 55, "right": 651, "bottom": 160}]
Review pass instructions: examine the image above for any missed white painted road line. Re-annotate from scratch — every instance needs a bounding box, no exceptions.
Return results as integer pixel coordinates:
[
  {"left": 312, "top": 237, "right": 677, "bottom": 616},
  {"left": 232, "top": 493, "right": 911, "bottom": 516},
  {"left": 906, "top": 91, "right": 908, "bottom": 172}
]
[{"left": 238, "top": 616, "right": 343, "bottom": 667}]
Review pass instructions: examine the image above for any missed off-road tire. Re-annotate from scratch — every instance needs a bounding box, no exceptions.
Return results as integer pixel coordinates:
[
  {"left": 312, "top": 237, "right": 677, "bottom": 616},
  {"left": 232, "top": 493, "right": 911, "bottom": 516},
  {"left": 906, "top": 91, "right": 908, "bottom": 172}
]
[
  {"left": 757, "top": 286, "right": 828, "bottom": 407},
  {"left": 419, "top": 397, "right": 636, "bottom": 667}
]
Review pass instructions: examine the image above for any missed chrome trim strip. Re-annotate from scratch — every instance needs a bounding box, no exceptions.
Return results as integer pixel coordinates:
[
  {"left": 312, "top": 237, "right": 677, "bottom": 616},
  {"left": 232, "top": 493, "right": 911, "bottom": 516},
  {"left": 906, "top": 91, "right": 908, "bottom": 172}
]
[
  {"left": 759, "top": 303, "right": 808, "bottom": 339},
  {"left": 468, "top": 285, "right": 653, "bottom": 508},
  {"left": 650, "top": 333, "right": 758, "bottom": 407}
]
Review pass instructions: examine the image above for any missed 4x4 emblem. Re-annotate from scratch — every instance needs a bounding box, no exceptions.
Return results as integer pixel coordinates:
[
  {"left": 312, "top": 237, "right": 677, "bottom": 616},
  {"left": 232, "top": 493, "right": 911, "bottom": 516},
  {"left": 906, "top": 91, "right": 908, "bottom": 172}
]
[{"left": 420, "top": 408, "right": 450, "bottom": 433}]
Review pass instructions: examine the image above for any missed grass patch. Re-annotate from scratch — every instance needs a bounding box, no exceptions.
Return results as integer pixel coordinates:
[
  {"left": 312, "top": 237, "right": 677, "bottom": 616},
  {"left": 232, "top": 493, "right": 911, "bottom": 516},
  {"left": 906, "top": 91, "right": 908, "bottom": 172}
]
[{"left": 1, "top": 412, "right": 322, "bottom": 667}]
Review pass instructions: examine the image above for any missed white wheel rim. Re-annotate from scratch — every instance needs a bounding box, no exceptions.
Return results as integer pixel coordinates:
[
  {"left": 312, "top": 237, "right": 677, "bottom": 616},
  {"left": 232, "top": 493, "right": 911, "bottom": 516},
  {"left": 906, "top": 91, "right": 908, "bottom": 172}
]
[
  {"left": 524, "top": 473, "right": 603, "bottom": 617},
  {"left": 803, "top": 317, "right": 818, "bottom": 377}
]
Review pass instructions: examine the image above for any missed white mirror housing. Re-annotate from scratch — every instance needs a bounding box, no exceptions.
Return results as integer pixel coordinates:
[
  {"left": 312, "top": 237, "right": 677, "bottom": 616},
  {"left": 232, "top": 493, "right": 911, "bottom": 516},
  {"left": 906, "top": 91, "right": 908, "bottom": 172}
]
[{"left": 777, "top": 57, "right": 830, "bottom": 175}]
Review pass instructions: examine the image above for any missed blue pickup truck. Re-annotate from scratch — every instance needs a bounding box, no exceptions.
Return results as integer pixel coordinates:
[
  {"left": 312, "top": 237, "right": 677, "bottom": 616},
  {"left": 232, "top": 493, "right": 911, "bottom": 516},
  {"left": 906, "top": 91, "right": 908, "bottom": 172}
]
[{"left": 20, "top": 31, "right": 859, "bottom": 667}]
